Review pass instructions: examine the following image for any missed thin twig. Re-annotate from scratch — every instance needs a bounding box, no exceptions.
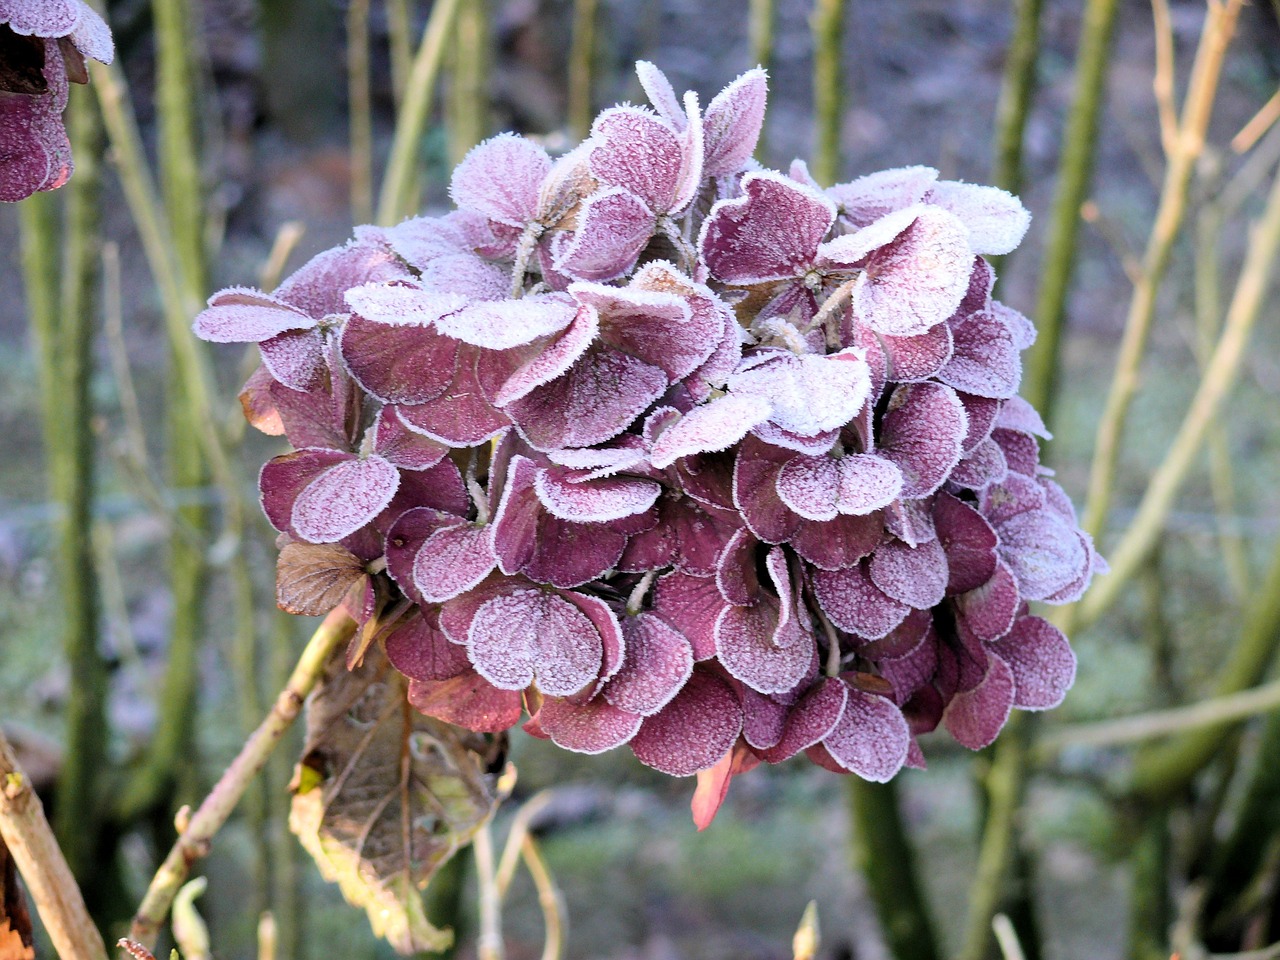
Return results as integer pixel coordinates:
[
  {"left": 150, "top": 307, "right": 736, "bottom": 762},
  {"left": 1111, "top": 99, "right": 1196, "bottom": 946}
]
[
  {"left": 810, "top": 0, "right": 845, "bottom": 186},
  {"left": 0, "top": 730, "right": 108, "bottom": 960},
  {"left": 494, "top": 791, "right": 557, "bottom": 901},
  {"left": 749, "top": 0, "right": 775, "bottom": 160},
  {"left": 348, "top": 0, "right": 375, "bottom": 225},
  {"left": 992, "top": 914, "right": 1028, "bottom": 960},
  {"left": 567, "top": 0, "right": 599, "bottom": 142},
  {"left": 1151, "top": 0, "right": 1177, "bottom": 156},
  {"left": 377, "top": 0, "right": 464, "bottom": 226},
  {"left": 991, "top": 0, "right": 1044, "bottom": 198},
  {"left": 521, "top": 835, "right": 566, "bottom": 960},
  {"left": 474, "top": 822, "right": 505, "bottom": 960},
  {"left": 1232, "top": 86, "right": 1280, "bottom": 154},
  {"left": 128, "top": 609, "right": 356, "bottom": 949}
]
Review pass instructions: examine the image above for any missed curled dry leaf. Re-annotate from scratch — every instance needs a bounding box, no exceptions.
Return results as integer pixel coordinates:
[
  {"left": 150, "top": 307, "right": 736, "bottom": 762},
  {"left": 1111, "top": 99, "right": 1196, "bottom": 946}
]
[
  {"left": 275, "top": 541, "right": 368, "bottom": 616},
  {"left": 289, "top": 647, "right": 507, "bottom": 955}
]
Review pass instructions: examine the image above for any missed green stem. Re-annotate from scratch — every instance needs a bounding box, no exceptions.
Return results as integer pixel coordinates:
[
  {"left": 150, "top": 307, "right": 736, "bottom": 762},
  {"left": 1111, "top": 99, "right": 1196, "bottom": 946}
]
[
  {"left": 266, "top": 613, "right": 303, "bottom": 960},
  {"left": 810, "top": 0, "right": 845, "bottom": 187},
  {"left": 991, "top": 0, "right": 1043, "bottom": 198},
  {"left": 447, "top": 0, "right": 490, "bottom": 169},
  {"left": 959, "top": 713, "right": 1034, "bottom": 960},
  {"left": 1127, "top": 533, "right": 1280, "bottom": 806},
  {"left": 1126, "top": 813, "right": 1170, "bottom": 960},
  {"left": 1080, "top": 0, "right": 1244, "bottom": 541},
  {"left": 1022, "top": 0, "right": 1119, "bottom": 417},
  {"left": 847, "top": 778, "right": 940, "bottom": 960},
  {"left": 386, "top": 0, "right": 412, "bottom": 109},
  {"left": 348, "top": 0, "right": 375, "bottom": 225},
  {"left": 749, "top": 0, "right": 774, "bottom": 161},
  {"left": 1077, "top": 162, "right": 1280, "bottom": 627},
  {"left": 377, "top": 0, "right": 464, "bottom": 226},
  {"left": 568, "top": 0, "right": 599, "bottom": 143}
]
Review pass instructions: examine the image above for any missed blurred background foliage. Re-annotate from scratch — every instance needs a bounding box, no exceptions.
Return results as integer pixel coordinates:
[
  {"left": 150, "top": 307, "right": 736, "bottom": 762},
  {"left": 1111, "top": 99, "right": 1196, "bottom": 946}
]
[{"left": 2, "top": 0, "right": 1280, "bottom": 958}]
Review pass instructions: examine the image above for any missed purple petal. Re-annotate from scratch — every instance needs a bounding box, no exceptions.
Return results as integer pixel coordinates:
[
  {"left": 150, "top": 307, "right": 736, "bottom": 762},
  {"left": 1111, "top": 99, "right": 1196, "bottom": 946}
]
[
  {"left": 991, "top": 300, "right": 1037, "bottom": 350},
  {"left": 826, "top": 165, "right": 939, "bottom": 228},
  {"left": 413, "top": 524, "right": 498, "bottom": 603},
  {"left": 878, "top": 382, "right": 967, "bottom": 499},
  {"left": 505, "top": 345, "right": 668, "bottom": 451},
  {"left": 884, "top": 498, "right": 937, "bottom": 547},
  {"left": 373, "top": 406, "right": 449, "bottom": 471},
  {"left": 996, "top": 395, "right": 1051, "bottom": 439},
  {"left": 339, "top": 314, "right": 460, "bottom": 405},
  {"left": 870, "top": 537, "right": 949, "bottom": 609},
  {"left": 449, "top": 132, "right": 551, "bottom": 226},
  {"left": 702, "top": 68, "right": 768, "bottom": 177},
  {"left": 817, "top": 205, "right": 920, "bottom": 268},
  {"left": 996, "top": 508, "right": 1089, "bottom": 602},
  {"left": 790, "top": 512, "right": 883, "bottom": 570},
  {"left": 949, "top": 436, "right": 1008, "bottom": 491},
  {"left": 955, "top": 558, "right": 1021, "bottom": 642},
  {"left": 651, "top": 394, "right": 772, "bottom": 469},
  {"left": 926, "top": 180, "right": 1030, "bottom": 256},
  {"left": 715, "top": 548, "right": 814, "bottom": 694},
  {"left": 553, "top": 187, "right": 655, "bottom": 281},
  {"left": 468, "top": 588, "right": 603, "bottom": 695},
  {"left": 733, "top": 435, "right": 803, "bottom": 543},
  {"left": 631, "top": 670, "right": 742, "bottom": 776},
  {"left": 937, "top": 309, "right": 1021, "bottom": 399},
  {"left": 436, "top": 294, "right": 577, "bottom": 350},
  {"left": 493, "top": 304, "right": 599, "bottom": 406},
  {"left": 571, "top": 276, "right": 711, "bottom": 379},
  {"left": 812, "top": 562, "right": 910, "bottom": 639},
  {"left": 344, "top": 277, "right": 468, "bottom": 327},
  {"left": 852, "top": 206, "right": 973, "bottom": 337},
  {"left": 385, "top": 506, "right": 460, "bottom": 605},
  {"left": 821, "top": 687, "right": 910, "bottom": 780},
  {"left": 716, "top": 527, "right": 761, "bottom": 606},
  {"left": 990, "top": 616, "right": 1076, "bottom": 710},
  {"left": 193, "top": 287, "right": 313, "bottom": 343},
  {"left": 259, "top": 328, "right": 326, "bottom": 391},
  {"left": 761, "top": 678, "right": 849, "bottom": 762},
  {"left": 728, "top": 349, "right": 871, "bottom": 437},
  {"left": 0, "top": 47, "right": 72, "bottom": 201},
  {"left": 859, "top": 607, "right": 932, "bottom": 660},
  {"left": 537, "top": 697, "right": 642, "bottom": 753},
  {"left": 636, "top": 60, "right": 684, "bottom": 126},
  {"left": 960, "top": 392, "right": 1002, "bottom": 454},
  {"left": 385, "top": 611, "right": 471, "bottom": 681},
  {"left": 260, "top": 448, "right": 352, "bottom": 534},
  {"left": 604, "top": 613, "right": 695, "bottom": 716},
  {"left": 394, "top": 348, "right": 516, "bottom": 446},
  {"left": 291, "top": 454, "right": 401, "bottom": 544},
  {"left": 534, "top": 466, "right": 661, "bottom": 523},
  {"left": 878, "top": 324, "right": 954, "bottom": 382},
  {"left": 652, "top": 572, "right": 725, "bottom": 660},
  {"left": 408, "top": 671, "right": 524, "bottom": 733},
  {"left": 934, "top": 491, "right": 999, "bottom": 594},
  {"left": 277, "top": 240, "right": 409, "bottom": 317},
  {"left": 698, "top": 171, "right": 835, "bottom": 285},
  {"left": 942, "top": 654, "right": 1015, "bottom": 749},
  {"left": 589, "top": 105, "right": 697, "bottom": 215}
]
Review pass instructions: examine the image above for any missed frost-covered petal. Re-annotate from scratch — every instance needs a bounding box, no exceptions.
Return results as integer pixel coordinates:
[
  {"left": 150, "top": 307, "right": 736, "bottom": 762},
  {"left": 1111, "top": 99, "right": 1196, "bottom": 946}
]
[
  {"left": 536, "top": 697, "right": 642, "bottom": 754},
  {"left": 942, "top": 654, "right": 1016, "bottom": 749},
  {"left": 260, "top": 448, "right": 352, "bottom": 534},
  {"left": 0, "top": 53, "right": 72, "bottom": 201},
  {"left": 777, "top": 453, "right": 903, "bottom": 523},
  {"left": 257, "top": 328, "right": 325, "bottom": 392},
  {"left": 344, "top": 278, "right": 468, "bottom": 327},
  {"left": 533, "top": 466, "right": 661, "bottom": 523},
  {"left": 652, "top": 571, "right": 724, "bottom": 661},
  {"left": 926, "top": 180, "right": 1031, "bottom": 256},
  {"left": 991, "top": 300, "right": 1037, "bottom": 350},
  {"left": 408, "top": 671, "right": 524, "bottom": 733},
  {"left": 193, "top": 287, "right": 314, "bottom": 343},
  {"left": 385, "top": 506, "right": 461, "bottom": 605},
  {"left": 702, "top": 67, "right": 768, "bottom": 177},
  {"left": 817, "top": 205, "right": 921, "bottom": 268},
  {"left": 826, "top": 165, "right": 939, "bottom": 228},
  {"left": 870, "top": 537, "right": 949, "bottom": 610},
  {"left": 811, "top": 562, "right": 910, "bottom": 639},
  {"left": 435, "top": 295, "right": 577, "bottom": 349},
  {"left": 790, "top": 511, "right": 882, "bottom": 570},
  {"left": 372, "top": 406, "right": 449, "bottom": 471},
  {"left": 821, "top": 687, "right": 910, "bottom": 780},
  {"left": 636, "top": 60, "right": 684, "bottom": 126},
  {"left": 996, "top": 395, "right": 1051, "bottom": 439},
  {"left": 715, "top": 548, "right": 813, "bottom": 694},
  {"left": 277, "top": 240, "right": 409, "bottom": 318},
  {"left": 339, "top": 314, "right": 460, "bottom": 404},
  {"left": 291, "top": 455, "right": 400, "bottom": 544},
  {"left": 385, "top": 612, "right": 471, "bottom": 682},
  {"left": 728, "top": 350, "right": 871, "bottom": 437},
  {"left": 937, "top": 309, "right": 1021, "bottom": 399},
  {"left": 505, "top": 345, "right": 668, "bottom": 451},
  {"left": 955, "top": 559, "right": 1021, "bottom": 642},
  {"left": 589, "top": 102, "right": 700, "bottom": 215},
  {"left": 878, "top": 382, "right": 967, "bottom": 499},
  {"left": 631, "top": 670, "right": 742, "bottom": 776},
  {"left": 996, "top": 509, "right": 1089, "bottom": 602},
  {"left": 761, "top": 678, "right": 848, "bottom": 763},
  {"left": 571, "top": 278, "right": 709, "bottom": 379},
  {"left": 699, "top": 171, "right": 835, "bottom": 285},
  {"left": 949, "top": 436, "right": 1008, "bottom": 491},
  {"left": 413, "top": 524, "right": 498, "bottom": 603},
  {"left": 651, "top": 394, "right": 772, "bottom": 470},
  {"left": 878, "top": 324, "right": 954, "bottom": 382},
  {"left": 468, "top": 588, "right": 603, "bottom": 696},
  {"left": 990, "top": 616, "right": 1076, "bottom": 710},
  {"left": 494, "top": 303, "right": 599, "bottom": 406},
  {"left": 733, "top": 435, "right": 803, "bottom": 544},
  {"left": 852, "top": 206, "right": 973, "bottom": 337},
  {"left": 605, "top": 614, "right": 695, "bottom": 716},
  {"left": 554, "top": 187, "right": 655, "bottom": 282},
  {"left": 449, "top": 132, "right": 551, "bottom": 227},
  {"left": 934, "top": 491, "right": 999, "bottom": 594},
  {"left": 960, "top": 392, "right": 1002, "bottom": 454}
]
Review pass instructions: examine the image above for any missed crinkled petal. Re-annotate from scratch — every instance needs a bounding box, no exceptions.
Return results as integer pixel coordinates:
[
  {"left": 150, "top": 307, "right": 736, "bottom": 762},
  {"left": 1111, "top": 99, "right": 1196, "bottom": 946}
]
[
  {"left": 926, "top": 180, "right": 1030, "bottom": 256},
  {"left": 878, "top": 382, "right": 967, "bottom": 499},
  {"left": 468, "top": 588, "right": 603, "bottom": 696},
  {"left": 605, "top": 613, "right": 695, "bottom": 716},
  {"left": 826, "top": 165, "right": 939, "bottom": 228},
  {"left": 715, "top": 549, "right": 813, "bottom": 694},
  {"left": 291, "top": 455, "right": 400, "bottom": 544},
  {"left": 449, "top": 132, "right": 551, "bottom": 226},
  {"left": 554, "top": 187, "right": 655, "bottom": 281},
  {"left": 651, "top": 394, "right": 772, "bottom": 469},
  {"left": 728, "top": 349, "right": 871, "bottom": 437},
  {"left": 990, "top": 616, "right": 1076, "bottom": 710},
  {"left": 937, "top": 308, "right": 1021, "bottom": 399},
  {"left": 870, "top": 537, "right": 949, "bottom": 610},
  {"left": 631, "top": 670, "right": 742, "bottom": 776},
  {"left": 494, "top": 304, "right": 599, "bottom": 406},
  {"left": 812, "top": 561, "right": 910, "bottom": 639}
]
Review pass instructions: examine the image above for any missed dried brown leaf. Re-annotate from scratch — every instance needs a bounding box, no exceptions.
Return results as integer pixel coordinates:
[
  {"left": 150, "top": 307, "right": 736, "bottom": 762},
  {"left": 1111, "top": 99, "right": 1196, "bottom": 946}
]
[
  {"left": 0, "top": 842, "right": 32, "bottom": 960},
  {"left": 276, "top": 542, "right": 367, "bottom": 616},
  {"left": 290, "top": 647, "right": 506, "bottom": 955}
]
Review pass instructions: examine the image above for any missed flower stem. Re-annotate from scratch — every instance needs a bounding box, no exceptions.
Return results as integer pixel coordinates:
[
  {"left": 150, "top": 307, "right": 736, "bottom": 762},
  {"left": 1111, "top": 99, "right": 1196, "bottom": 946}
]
[
  {"left": 128, "top": 609, "right": 356, "bottom": 950},
  {"left": 749, "top": 0, "right": 775, "bottom": 161},
  {"left": 0, "top": 730, "right": 108, "bottom": 960},
  {"left": 568, "top": 0, "right": 599, "bottom": 142},
  {"left": 810, "top": 0, "right": 845, "bottom": 186},
  {"left": 348, "top": 0, "right": 375, "bottom": 225},
  {"left": 990, "top": 0, "right": 1043, "bottom": 199}
]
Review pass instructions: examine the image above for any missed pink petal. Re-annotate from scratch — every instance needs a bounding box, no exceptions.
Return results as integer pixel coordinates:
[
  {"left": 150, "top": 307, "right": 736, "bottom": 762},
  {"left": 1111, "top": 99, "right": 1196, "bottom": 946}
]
[
  {"left": 259, "top": 328, "right": 326, "bottom": 391},
  {"left": 631, "top": 670, "right": 743, "bottom": 776},
  {"left": 652, "top": 571, "right": 725, "bottom": 660},
  {"left": 821, "top": 687, "right": 910, "bottom": 780},
  {"left": 291, "top": 454, "right": 401, "bottom": 544},
  {"left": 859, "top": 607, "right": 932, "bottom": 660},
  {"left": 955, "top": 558, "right": 1021, "bottom": 642},
  {"left": 996, "top": 395, "right": 1051, "bottom": 439},
  {"left": 826, "top": 165, "right": 939, "bottom": 228},
  {"left": 790, "top": 512, "right": 883, "bottom": 570},
  {"left": 534, "top": 466, "right": 660, "bottom": 523},
  {"left": 537, "top": 697, "right": 642, "bottom": 754},
  {"left": 571, "top": 277, "right": 710, "bottom": 379},
  {"left": 413, "top": 524, "right": 498, "bottom": 603},
  {"left": 385, "top": 506, "right": 461, "bottom": 604},
  {"left": 650, "top": 394, "right": 772, "bottom": 469},
  {"left": 812, "top": 562, "right": 910, "bottom": 639},
  {"left": 934, "top": 491, "right": 999, "bottom": 594},
  {"left": 991, "top": 300, "right": 1037, "bottom": 350},
  {"left": 344, "top": 277, "right": 467, "bottom": 327},
  {"left": 394, "top": 346, "right": 513, "bottom": 446},
  {"left": 408, "top": 671, "right": 524, "bottom": 733},
  {"left": 449, "top": 132, "right": 551, "bottom": 226},
  {"left": 493, "top": 304, "right": 599, "bottom": 406},
  {"left": 733, "top": 435, "right": 803, "bottom": 543},
  {"left": 702, "top": 68, "right": 768, "bottom": 177},
  {"left": 878, "top": 324, "right": 954, "bottom": 382},
  {"left": 436, "top": 294, "right": 577, "bottom": 350},
  {"left": 926, "top": 180, "right": 1030, "bottom": 256},
  {"left": 605, "top": 613, "right": 695, "bottom": 716},
  {"left": 817, "top": 205, "right": 921, "bottom": 268},
  {"left": 3, "top": 1, "right": 80, "bottom": 37},
  {"left": 193, "top": 287, "right": 313, "bottom": 343},
  {"left": 715, "top": 549, "right": 814, "bottom": 694},
  {"left": 884, "top": 498, "right": 937, "bottom": 547},
  {"left": 588, "top": 104, "right": 697, "bottom": 215},
  {"left": 372, "top": 407, "right": 449, "bottom": 471},
  {"left": 259, "top": 448, "right": 354, "bottom": 533},
  {"left": 553, "top": 187, "right": 655, "bottom": 281},
  {"left": 990, "top": 616, "right": 1076, "bottom": 710},
  {"left": 338, "top": 314, "right": 460, "bottom": 405},
  {"left": 385, "top": 611, "right": 471, "bottom": 681},
  {"left": 942, "top": 654, "right": 1016, "bottom": 749},
  {"left": 960, "top": 392, "right": 1002, "bottom": 454},
  {"left": 419, "top": 253, "right": 510, "bottom": 300},
  {"left": 276, "top": 240, "right": 409, "bottom": 317},
  {"left": 870, "top": 537, "right": 949, "bottom": 609},
  {"left": 937, "top": 309, "right": 1021, "bottom": 399},
  {"left": 698, "top": 171, "right": 835, "bottom": 285},
  {"left": 636, "top": 60, "right": 684, "bottom": 127},
  {"left": 468, "top": 588, "right": 603, "bottom": 696},
  {"left": 948, "top": 436, "right": 1008, "bottom": 491},
  {"left": 996, "top": 508, "right": 1089, "bottom": 602},
  {"left": 505, "top": 345, "right": 668, "bottom": 451},
  {"left": 761, "top": 677, "right": 848, "bottom": 762},
  {"left": 878, "top": 382, "right": 967, "bottom": 499},
  {"left": 728, "top": 349, "right": 871, "bottom": 437},
  {"left": 852, "top": 206, "right": 973, "bottom": 337},
  {"left": 715, "top": 527, "right": 761, "bottom": 606}
]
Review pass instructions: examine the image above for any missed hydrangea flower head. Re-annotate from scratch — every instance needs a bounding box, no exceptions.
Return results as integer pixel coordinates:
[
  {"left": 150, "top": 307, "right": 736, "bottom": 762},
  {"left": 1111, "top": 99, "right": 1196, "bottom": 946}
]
[
  {"left": 1, "top": 0, "right": 114, "bottom": 201},
  {"left": 198, "top": 61, "right": 1102, "bottom": 828}
]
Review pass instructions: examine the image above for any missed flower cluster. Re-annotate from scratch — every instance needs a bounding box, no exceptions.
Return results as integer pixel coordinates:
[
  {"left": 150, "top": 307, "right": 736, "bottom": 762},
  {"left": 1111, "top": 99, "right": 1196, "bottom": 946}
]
[
  {"left": 0, "top": 0, "right": 114, "bottom": 202},
  {"left": 196, "top": 62, "right": 1103, "bottom": 826}
]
